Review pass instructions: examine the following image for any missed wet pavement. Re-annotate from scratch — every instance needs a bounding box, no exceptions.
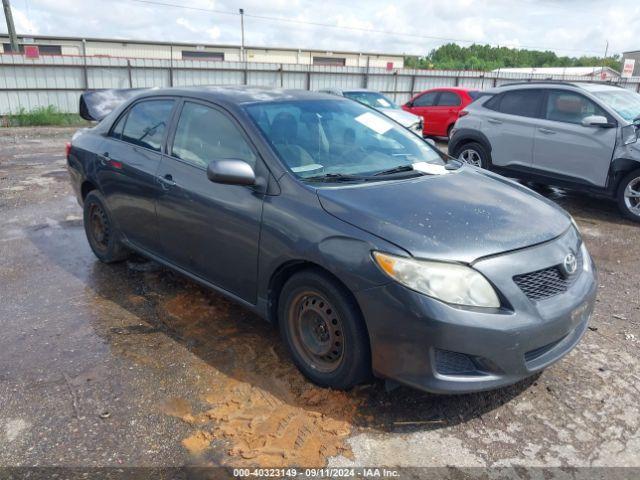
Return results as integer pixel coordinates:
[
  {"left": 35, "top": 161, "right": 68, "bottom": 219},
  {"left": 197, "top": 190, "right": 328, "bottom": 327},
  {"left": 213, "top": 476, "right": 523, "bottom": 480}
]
[{"left": 0, "top": 127, "right": 639, "bottom": 470}]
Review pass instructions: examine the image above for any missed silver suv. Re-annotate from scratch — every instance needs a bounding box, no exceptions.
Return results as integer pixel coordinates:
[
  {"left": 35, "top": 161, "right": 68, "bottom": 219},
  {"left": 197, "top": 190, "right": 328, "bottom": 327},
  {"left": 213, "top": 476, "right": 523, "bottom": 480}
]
[{"left": 449, "top": 82, "right": 640, "bottom": 221}]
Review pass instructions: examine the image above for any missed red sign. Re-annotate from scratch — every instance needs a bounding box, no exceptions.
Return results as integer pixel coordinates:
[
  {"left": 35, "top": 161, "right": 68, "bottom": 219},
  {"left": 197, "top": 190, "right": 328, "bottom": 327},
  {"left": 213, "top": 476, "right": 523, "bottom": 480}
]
[
  {"left": 24, "top": 45, "right": 39, "bottom": 59},
  {"left": 386, "top": 61, "right": 394, "bottom": 71}
]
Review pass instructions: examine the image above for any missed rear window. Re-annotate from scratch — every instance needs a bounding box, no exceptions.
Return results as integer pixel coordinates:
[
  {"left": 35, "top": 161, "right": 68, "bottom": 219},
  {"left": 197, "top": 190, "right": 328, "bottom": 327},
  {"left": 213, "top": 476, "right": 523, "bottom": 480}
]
[
  {"left": 468, "top": 91, "right": 485, "bottom": 101},
  {"left": 120, "top": 100, "right": 175, "bottom": 152}
]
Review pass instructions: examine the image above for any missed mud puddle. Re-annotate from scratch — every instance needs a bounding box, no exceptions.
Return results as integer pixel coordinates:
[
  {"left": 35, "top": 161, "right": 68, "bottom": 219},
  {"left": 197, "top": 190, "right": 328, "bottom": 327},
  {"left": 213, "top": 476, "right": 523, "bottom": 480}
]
[{"left": 155, "top": 289, "right": 363, "bottom": 467}]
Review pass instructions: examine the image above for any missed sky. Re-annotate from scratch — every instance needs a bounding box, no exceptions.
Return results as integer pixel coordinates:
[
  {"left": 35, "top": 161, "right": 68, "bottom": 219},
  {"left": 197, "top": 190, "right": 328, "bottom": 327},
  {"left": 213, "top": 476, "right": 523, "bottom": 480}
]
[{"left": 2, "top": 0, "right": 639, "bottom": 57}]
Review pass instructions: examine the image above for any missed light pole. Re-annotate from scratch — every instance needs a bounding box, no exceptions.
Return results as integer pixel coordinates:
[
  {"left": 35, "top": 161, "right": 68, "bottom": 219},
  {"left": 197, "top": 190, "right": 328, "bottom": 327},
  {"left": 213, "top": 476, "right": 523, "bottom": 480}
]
[
  {"left": 2, "top": 0, "right": 20, "bottom": 53},
  {"left": 239, "top": 8, "right": 245, "bottom": 62}
]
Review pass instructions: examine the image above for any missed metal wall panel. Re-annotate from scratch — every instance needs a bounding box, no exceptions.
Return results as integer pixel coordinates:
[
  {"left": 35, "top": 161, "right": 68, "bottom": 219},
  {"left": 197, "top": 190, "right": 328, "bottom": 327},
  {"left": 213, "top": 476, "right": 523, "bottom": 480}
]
[{"left": 1, "top": 55, "right": 640, "bottom": 115}]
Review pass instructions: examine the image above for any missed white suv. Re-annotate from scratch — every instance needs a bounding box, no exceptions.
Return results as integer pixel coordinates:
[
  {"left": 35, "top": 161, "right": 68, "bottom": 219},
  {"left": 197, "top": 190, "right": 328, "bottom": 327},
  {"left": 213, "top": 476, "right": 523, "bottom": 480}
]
[{"left": 449, "top": 82, "right": 640, "bottom": 221}]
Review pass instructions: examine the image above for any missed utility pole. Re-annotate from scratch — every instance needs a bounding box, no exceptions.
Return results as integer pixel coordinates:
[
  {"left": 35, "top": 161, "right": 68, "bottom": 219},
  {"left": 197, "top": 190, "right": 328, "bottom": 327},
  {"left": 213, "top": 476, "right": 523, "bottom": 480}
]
[
  {"left": 601, "top": 40, "right": 609, "bottom": 80},
  {"left": 2, "top": 0, "right": 20, "bottom": 53},
  {"left": 239, "top": 8, "right": 245, "bottom": 62}
]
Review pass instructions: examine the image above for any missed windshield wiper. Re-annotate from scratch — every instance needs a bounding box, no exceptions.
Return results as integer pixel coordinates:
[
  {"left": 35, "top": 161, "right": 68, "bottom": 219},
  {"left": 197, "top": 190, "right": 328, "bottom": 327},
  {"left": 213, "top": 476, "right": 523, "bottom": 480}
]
[
  {"left": 373, "top": 164, "right": 418, "bottom": 176},
  {"left": 304, "top": 173, "right": 366, "bottom": 182}
]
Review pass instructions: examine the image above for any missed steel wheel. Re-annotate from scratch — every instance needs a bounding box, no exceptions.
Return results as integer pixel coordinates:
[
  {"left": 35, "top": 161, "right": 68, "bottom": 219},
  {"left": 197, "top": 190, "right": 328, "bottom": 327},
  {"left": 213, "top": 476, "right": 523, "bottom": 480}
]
[
  {"left": 459, "top": 148, "right": 482, "bottom": 167},
  {"left": 88, "top": 203, "right": 110, "bottom": 253},
  {"left": 623, "top": 176, "right": 640, "bottom": 217},
  {"left": 287, "top": 291, "right": 344, "bottom": 373}
]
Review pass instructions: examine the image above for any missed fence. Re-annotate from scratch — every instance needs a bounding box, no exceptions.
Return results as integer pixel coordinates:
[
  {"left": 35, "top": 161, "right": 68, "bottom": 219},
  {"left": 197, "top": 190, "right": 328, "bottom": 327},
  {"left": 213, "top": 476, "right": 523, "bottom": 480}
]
[{"left": 1, "top": 53, "right": 639, "bottom": 115}]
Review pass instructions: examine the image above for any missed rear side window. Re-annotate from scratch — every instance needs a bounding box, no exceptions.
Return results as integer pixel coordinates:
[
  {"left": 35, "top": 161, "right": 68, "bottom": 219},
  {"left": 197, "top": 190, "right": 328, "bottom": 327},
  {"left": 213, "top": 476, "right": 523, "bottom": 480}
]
[
  {"left": 545, "top": 90, "right": 608, "bottom": 125},
  {"left": 110, "top": 112, "right": 127, "bottom": 140},
  {"left": 171, "top": 102, "right": 257, "bottom": 169},
  {"left": 497, "top": 90, "right": 543, "bottom": 117},
  {"left": 413, "top": 92, "right": 438, "bottom": 107},
  {"left": 120, "top": 100, "right": 175, "bottom": 152},
  {"left": 437, "top": 92, "right": 461, "bottom": 106}
]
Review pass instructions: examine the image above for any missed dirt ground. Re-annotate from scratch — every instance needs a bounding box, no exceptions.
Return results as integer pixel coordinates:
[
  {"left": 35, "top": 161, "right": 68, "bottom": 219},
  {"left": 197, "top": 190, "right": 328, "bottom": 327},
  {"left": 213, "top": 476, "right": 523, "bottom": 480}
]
[{"left": 1, "top": 127, "right": 639, "bottom": 474}]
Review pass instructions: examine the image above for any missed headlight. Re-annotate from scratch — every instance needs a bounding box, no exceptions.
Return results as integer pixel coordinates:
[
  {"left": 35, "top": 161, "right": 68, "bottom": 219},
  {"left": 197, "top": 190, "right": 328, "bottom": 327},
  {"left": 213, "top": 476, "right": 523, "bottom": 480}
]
[{"left": 373, "top": 252, "right": 500, "bottom": 308}]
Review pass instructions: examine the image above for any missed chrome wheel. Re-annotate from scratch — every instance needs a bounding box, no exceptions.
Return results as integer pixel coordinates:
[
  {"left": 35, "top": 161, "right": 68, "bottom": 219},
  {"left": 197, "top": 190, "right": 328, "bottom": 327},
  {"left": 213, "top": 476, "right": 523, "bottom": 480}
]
[
  {"left": 624, "top": 176, "right": 640, "bottom": 217},
  {"left": 459, "top": 148, "right": 482, "bottom": 167},
  {"left": 287, "top": 291, "right": 344, "bottom": 373}
]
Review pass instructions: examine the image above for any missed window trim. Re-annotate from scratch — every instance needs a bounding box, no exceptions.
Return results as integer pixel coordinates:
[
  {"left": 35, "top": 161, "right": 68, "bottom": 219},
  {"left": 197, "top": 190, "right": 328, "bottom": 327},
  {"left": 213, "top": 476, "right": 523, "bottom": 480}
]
[
  {"left": 541, "top": 89, "right": 617, "bottom": 127},
  {"left": 166, "top": 98, "right": 263, "bottom": 173},
  {"left": 107, "top": 97, "right": 177, "bottom": 154}
]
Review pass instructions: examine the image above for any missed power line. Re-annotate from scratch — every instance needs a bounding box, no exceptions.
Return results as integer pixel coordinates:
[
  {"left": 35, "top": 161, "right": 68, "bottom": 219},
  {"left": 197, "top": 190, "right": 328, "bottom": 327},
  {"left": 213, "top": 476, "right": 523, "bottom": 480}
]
[{"left": 124, "top": 0, "right": 610, "bottom": 56}]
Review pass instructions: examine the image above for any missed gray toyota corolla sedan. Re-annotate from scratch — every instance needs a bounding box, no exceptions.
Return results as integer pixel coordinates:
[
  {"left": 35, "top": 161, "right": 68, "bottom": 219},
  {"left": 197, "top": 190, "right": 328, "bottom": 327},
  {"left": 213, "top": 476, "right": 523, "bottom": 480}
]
[{"left": 68, "top": 87, "right": 597, "bottom": 394}]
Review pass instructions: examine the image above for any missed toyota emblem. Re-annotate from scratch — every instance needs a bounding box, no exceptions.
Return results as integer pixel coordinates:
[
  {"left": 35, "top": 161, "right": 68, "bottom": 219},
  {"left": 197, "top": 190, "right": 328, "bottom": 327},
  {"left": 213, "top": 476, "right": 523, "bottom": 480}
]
[{"left": 563, "top": 253, "right": 578, "bottom": 275}]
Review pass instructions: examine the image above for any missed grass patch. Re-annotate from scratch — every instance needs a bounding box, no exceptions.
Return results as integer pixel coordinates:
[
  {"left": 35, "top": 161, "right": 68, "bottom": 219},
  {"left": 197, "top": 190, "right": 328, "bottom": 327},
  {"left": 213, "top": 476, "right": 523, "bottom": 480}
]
[{"left": 2, "top": 106, "right": 88, "bottom": 127}]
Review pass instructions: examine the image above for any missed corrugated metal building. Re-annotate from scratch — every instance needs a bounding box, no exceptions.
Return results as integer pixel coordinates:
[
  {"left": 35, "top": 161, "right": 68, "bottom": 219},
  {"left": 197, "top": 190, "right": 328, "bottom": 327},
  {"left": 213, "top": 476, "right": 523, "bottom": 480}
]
[
  {"left": 0, "top": 34, "right": 406, "bottom": 68},
  {"left": 622, "top": 50, "right": 640, "bottom": 77}
]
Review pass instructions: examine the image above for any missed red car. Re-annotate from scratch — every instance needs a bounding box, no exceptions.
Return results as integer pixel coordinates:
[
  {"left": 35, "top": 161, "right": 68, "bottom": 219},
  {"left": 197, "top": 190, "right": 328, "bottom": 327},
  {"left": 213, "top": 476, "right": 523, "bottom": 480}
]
[{"left": 403, "top": 87, "right": 481, "bottom": 138}]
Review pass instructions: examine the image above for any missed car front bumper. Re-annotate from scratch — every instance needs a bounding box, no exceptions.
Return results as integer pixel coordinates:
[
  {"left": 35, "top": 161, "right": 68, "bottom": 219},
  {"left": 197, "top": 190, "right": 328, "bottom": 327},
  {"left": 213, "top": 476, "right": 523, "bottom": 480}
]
[{"left": 356, "top": 228, "right": 597, "bottom": 394}]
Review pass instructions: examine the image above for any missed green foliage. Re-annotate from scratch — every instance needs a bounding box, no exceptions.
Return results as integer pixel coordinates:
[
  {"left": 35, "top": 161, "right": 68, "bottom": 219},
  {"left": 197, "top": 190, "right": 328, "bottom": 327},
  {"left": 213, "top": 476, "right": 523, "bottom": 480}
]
[
  {"left": 405, "top": 43, "right": 622, "bottom": 72},
  {"left": 4, "top": 105, "right": 87, "bottom": 127}
]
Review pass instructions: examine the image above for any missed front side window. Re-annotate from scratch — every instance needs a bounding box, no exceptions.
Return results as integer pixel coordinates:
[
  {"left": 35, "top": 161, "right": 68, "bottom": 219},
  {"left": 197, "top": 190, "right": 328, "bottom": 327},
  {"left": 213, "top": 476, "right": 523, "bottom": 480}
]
[
  {"left": 172, "top": 102, "right": 256, "bottom": 169},
  {"left": 437, "top": 92, "right": 461, "bottom": 106},
  {"left": 497, "top": 89, "right": 543, "bottom": 118},
  {"left": 413, "top": 92, "right": 438, "bottom": 107},
  {"left": 244, "top": 99, "right": 444, "bottom": 180},
  {"left": 120, "top": 100, "right": 175, "bottom": 152},
  {"left": 545, "top": 91, "right": 607, "bottom": 125}
]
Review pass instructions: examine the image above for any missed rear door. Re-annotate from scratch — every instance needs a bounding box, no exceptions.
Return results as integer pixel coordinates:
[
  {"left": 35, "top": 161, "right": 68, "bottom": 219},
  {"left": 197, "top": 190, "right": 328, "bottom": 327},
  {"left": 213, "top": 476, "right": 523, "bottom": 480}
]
[
  {"left": 155, "top": 100, "right": 265, "bottom": 303},
  {"left": 431, "top": 91, "right": 462, "bottom": 136},
  {"left": 405, "top": 91, "right": 439, "bottom": 135},
  {"left": 482, "top": 89, "right": 544, "bottom": 168},
  {"left": 531, "top": 90, "right": 617, "bottom": 187},
  {"left": 97, "top": 98, "right": 176, "bottom": 254}
]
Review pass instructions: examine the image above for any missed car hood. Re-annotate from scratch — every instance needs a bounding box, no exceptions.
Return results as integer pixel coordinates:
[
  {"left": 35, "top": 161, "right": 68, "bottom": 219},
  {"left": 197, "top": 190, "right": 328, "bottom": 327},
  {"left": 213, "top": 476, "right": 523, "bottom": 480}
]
[
  {"left": 317, "top": 167, "right": 571, "bottom": 263},
  {"left": 378, "top": 108, "right": 421, "bottom": 127}
]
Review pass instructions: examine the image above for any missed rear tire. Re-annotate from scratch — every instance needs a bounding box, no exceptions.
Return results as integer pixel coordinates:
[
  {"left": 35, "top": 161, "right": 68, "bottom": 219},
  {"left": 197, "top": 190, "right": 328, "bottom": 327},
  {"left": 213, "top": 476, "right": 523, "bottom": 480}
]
[
  {"left": 454, "top": 141, "right": 490, "bottom": 169},
  {"left": 278, "top": 269, "right": 371, "bottom": 390},
  {"left": 83, "top": 190, "right": 130, "bottom": 263},
  {"left": 617, "top": 170, "right": 640, "bottom": 223}
]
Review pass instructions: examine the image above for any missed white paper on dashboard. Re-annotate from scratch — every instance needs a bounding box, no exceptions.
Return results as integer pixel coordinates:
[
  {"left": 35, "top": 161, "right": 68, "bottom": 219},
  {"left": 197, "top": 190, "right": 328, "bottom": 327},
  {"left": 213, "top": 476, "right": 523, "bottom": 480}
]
[
  {"left": 355, "top": 112, "right": 393, "bottom": 135},
  {"left": 411, "top": 162, "right": 448, "bottom": 175}
]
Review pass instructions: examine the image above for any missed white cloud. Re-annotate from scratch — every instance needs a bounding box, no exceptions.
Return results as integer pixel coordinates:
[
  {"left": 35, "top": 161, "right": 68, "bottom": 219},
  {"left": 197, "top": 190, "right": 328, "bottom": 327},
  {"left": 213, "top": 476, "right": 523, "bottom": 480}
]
[{"left": 0, "top": 0, "right": 638, "bottom": 56}]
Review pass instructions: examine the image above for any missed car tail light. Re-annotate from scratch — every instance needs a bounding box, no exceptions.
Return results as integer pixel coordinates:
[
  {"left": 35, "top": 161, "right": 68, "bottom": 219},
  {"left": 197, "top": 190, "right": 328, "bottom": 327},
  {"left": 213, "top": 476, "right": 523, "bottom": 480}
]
[
  {"left": 65, "top": 142, "right": 72, "bottom": 158},
  {"left": 458, "top": 110, "right": 469, "bottom": 118}
]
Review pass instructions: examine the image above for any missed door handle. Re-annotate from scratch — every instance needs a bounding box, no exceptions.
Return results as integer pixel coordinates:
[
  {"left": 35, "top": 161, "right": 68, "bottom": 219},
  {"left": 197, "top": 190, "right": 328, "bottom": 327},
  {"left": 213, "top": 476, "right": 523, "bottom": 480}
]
[
  {"left": 158, "top": 173, "right": 176, "bottom": 189},
  {"left": 487, "top": 118, "right": 502, "bottom": 124},
  {"left": 538, "top": 128, "right": 556, "bottom": 135},
  {"left": 97, "top": 152, "right": 110, "bottom": 166}
]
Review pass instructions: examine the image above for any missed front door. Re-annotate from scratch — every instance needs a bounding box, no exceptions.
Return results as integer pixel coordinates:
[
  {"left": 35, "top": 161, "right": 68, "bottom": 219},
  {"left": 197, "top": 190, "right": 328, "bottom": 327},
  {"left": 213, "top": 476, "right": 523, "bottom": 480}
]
[
  {"left": 155, "top": 100, "right": 265, "bottom": 303},
  {"left": 97, "top": 98, "right": 175, "bottom": 254},
  {"left": 532, "top": 90, "right": 617, "bottom": 187},
  {"left": 405, "top": 91, "right": 439, "bottom": 136}
]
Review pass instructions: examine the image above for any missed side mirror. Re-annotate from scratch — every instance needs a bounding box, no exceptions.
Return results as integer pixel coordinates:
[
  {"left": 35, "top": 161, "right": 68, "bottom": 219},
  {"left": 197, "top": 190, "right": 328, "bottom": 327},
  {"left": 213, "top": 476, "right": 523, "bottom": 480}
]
[
  {"left": 404, "top": 101, "right": 413, "bottom": 108},
  {"left": 207, "top": 159, "right": 255, "bottom": 186},
  {"left": 581, "top": 115, "right": 614, "bottom": 128}
]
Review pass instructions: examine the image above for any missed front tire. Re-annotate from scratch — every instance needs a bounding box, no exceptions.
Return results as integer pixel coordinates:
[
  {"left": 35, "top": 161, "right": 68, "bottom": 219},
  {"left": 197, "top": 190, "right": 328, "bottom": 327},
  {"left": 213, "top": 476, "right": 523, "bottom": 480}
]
[
  {"left": 455, "top": 141, "right": 489, "bottom": 169},
  {"left": 278, "top": 270, "right": 371, "bottom": 390},
  {"left": 617, "top": 170, "right": 640, "bottom": 223},
  {"left": 83, "top": 190, "right": 130, "bottom": 263}
]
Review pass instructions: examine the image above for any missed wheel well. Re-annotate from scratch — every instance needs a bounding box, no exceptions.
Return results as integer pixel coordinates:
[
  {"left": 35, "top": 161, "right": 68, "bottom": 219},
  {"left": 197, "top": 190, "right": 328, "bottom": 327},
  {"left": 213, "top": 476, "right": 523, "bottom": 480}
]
[
  {"left": 611, "top": 160, "right": 640, "bottom": 192},
  {"left": 81, "top": 180, "right": 97, "bottom": 201},
  {"left": 267, "top": 261, "right": 362, "bottom": 328}
]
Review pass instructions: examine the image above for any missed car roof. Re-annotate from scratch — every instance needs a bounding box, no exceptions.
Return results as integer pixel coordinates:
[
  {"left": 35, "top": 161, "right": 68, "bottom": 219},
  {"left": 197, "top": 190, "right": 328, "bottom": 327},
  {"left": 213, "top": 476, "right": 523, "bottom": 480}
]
[
  {"left": 486, "top": 81, "right": 624, "bottom": 94},
  {"left": 418, "top": 87, "right": 479, "bottom": 93},
  {"left": 135, "top": 86, "right": 338, "bottom": 105}
]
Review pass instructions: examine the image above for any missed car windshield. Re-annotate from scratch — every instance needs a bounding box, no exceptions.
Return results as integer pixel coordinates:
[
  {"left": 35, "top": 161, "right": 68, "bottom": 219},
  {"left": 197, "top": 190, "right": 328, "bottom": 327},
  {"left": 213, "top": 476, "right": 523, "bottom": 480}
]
[
  {"left": 343, "top": 91, "right": 399, "bottom": 110},
  {"left": 244, "top": 99, "right": 445, "bottom": 181},
  {"left": 592, "top": 89, "right": 640, "bottom": 122}
]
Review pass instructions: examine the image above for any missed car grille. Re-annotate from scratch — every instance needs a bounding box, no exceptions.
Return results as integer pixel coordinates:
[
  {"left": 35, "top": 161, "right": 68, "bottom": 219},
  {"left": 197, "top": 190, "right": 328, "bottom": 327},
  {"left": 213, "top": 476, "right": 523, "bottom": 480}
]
[
  {"left": 434, "top": 349, "right": 478, "bottom": 375},
  {"left": 513, "top": 252, "right": 583, "bottom": 302}
]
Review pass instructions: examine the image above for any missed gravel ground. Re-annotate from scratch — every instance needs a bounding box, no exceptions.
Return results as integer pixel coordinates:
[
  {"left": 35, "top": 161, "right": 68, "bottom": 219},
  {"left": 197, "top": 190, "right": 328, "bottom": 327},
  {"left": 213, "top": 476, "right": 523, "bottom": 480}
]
[{"left": 0, "top": 127, "right": 638, "bottom": 476}]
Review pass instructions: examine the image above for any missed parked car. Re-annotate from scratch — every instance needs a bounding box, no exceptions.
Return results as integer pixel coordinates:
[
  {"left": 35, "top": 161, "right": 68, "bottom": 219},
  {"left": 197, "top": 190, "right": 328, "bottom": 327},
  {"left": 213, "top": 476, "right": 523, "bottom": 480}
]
[
  {"left": 403, "top": 87, "right": 482, "bottom": 138},
  {"left": 69, "top": 87, "right": 596, "bottom": 394},
  {"left": 449, "top": 82, "right": 640, "bottom": 222},
  {"left": 318, "top": 88, "right": 423, "bottom": 135}
]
